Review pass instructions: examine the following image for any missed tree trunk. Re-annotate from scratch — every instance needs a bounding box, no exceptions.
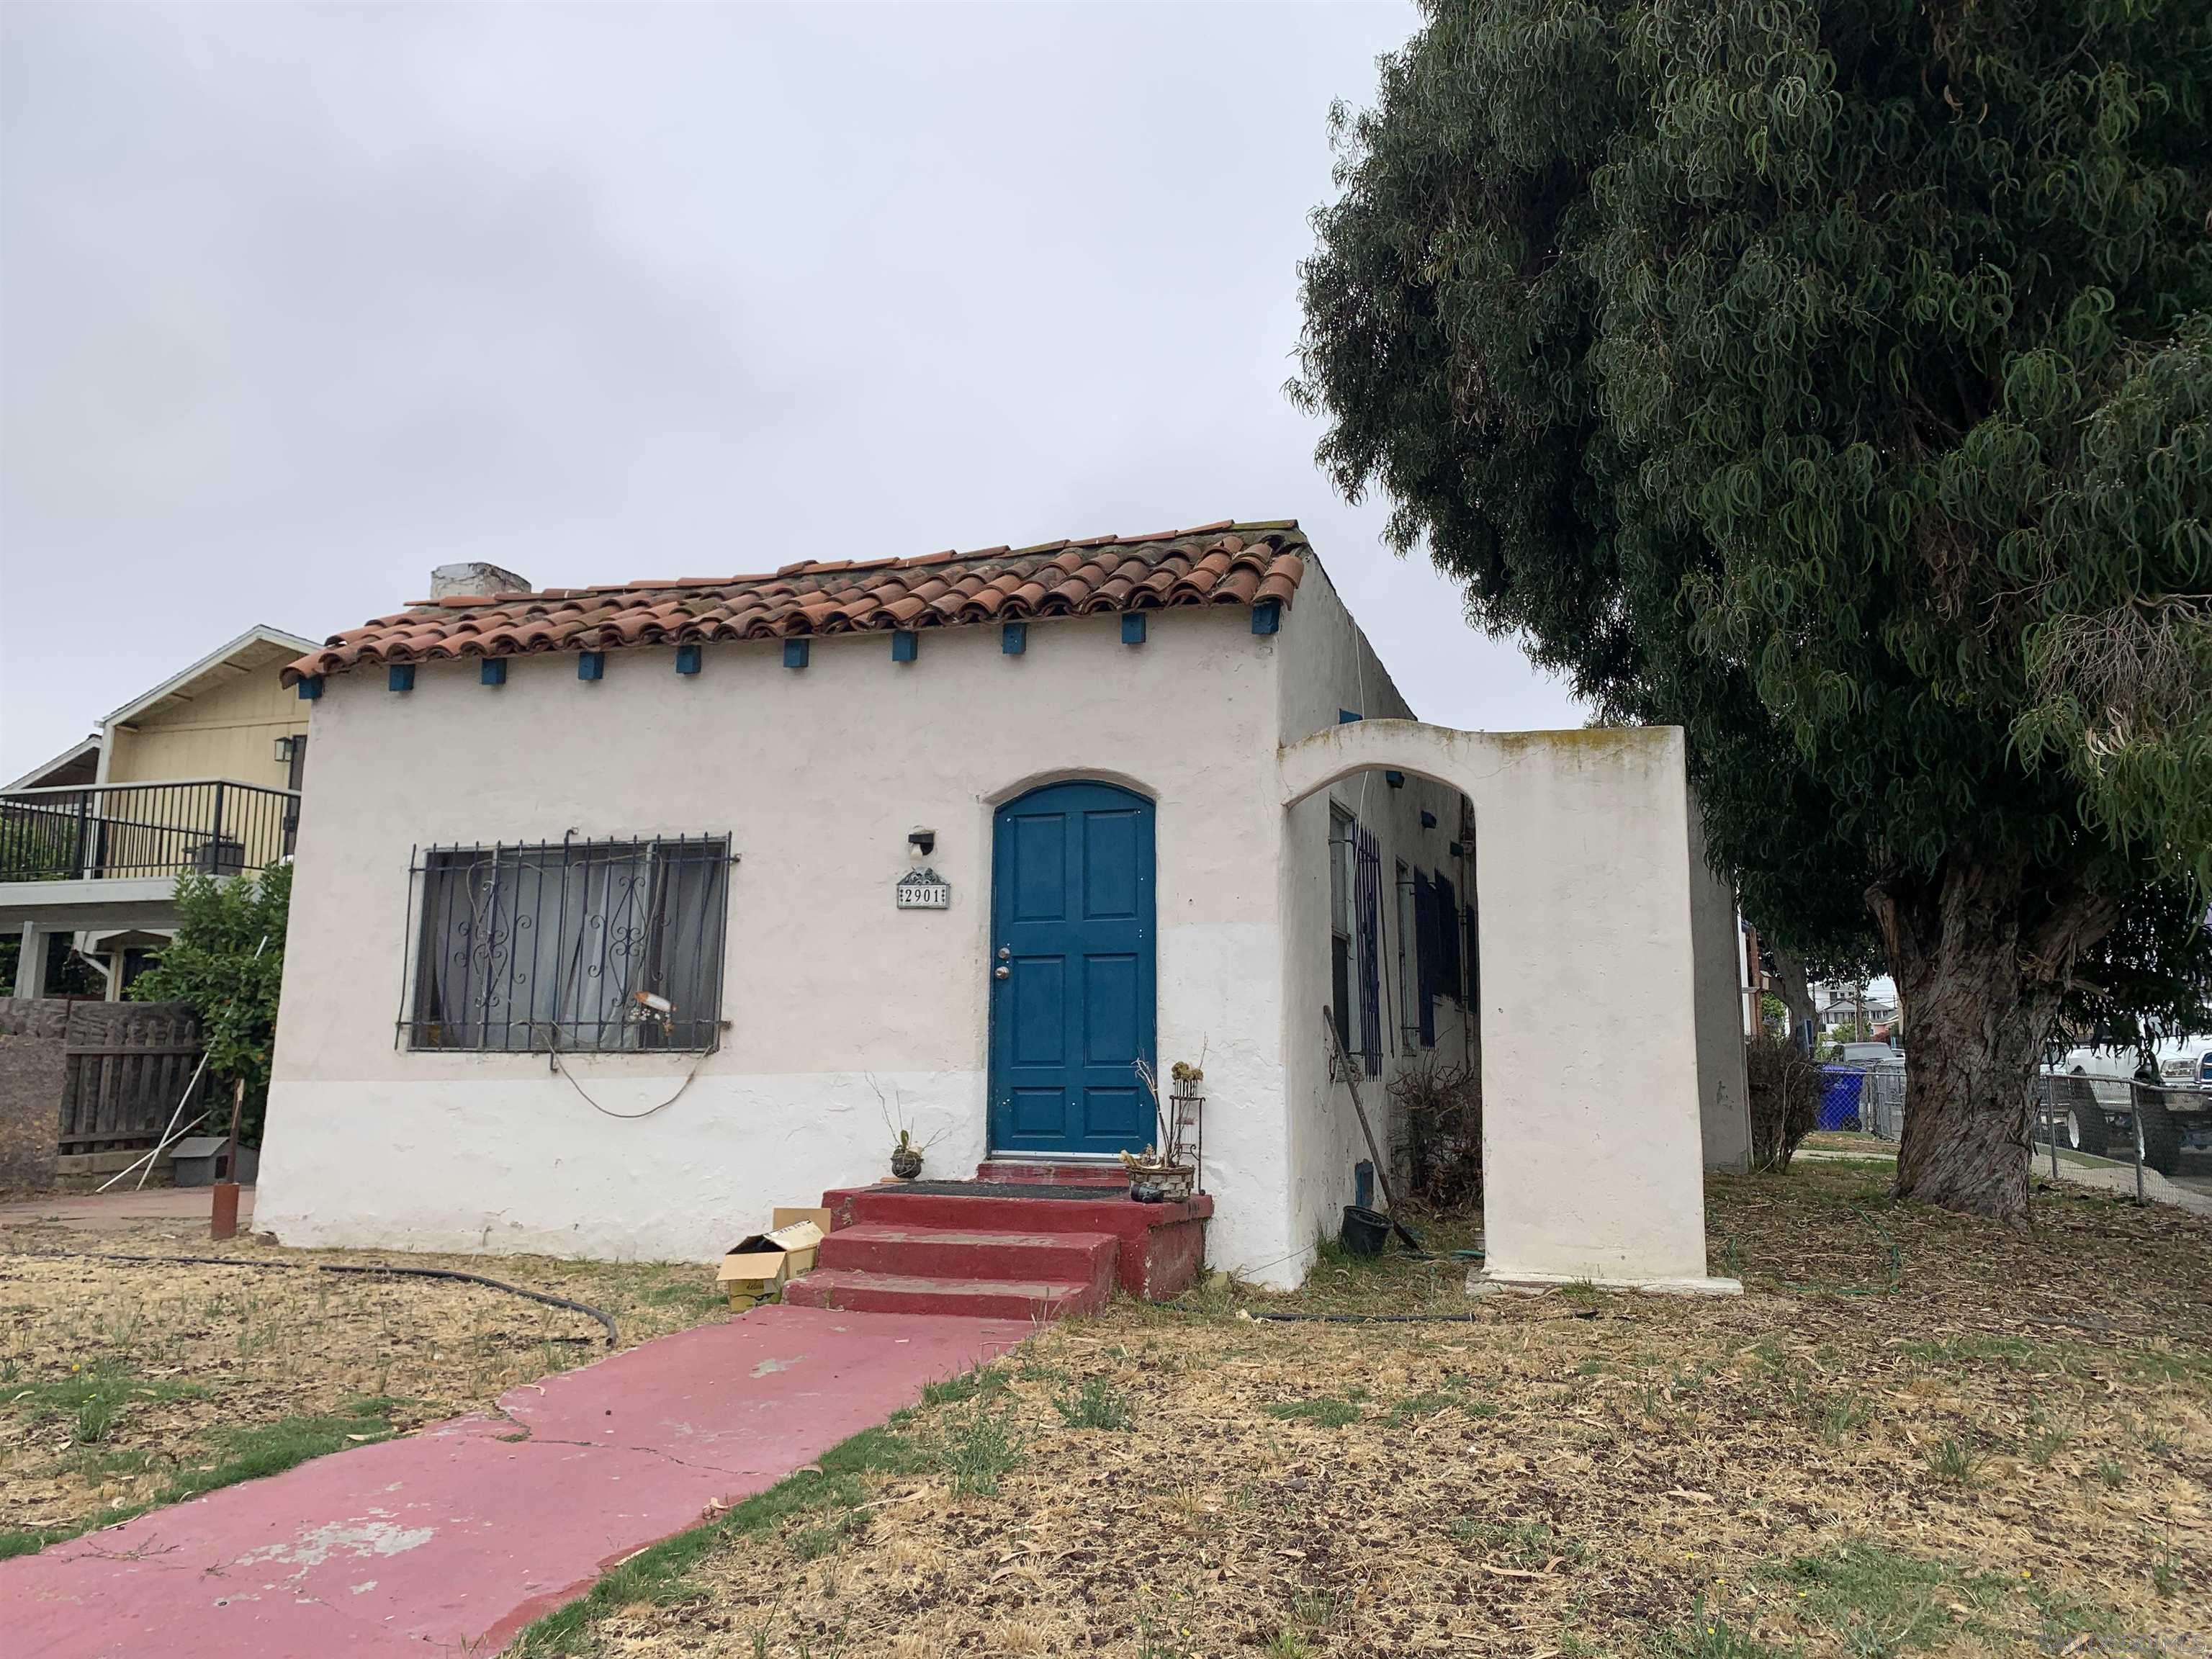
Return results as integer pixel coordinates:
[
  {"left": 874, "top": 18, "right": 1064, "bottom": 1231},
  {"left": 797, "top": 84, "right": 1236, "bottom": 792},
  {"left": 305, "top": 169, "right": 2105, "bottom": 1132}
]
[
  {"left": 1869, "top": 855, "right": 2115, "bottom": 1220},
  {"left": 1770, "top": 946, "right": 1818, "bottom": 1054}
]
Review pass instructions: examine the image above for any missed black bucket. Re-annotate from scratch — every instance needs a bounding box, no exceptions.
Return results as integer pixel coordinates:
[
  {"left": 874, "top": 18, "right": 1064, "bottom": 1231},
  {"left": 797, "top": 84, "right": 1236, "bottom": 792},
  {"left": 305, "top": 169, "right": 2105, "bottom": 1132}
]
[{"left": 1340, "top": 1205, "right": 1390, "bottom": 1256}]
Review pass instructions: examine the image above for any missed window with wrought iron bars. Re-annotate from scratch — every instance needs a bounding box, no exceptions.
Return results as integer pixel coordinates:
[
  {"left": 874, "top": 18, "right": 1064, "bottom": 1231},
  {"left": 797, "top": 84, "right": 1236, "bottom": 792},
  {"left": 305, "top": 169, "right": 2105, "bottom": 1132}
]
[{"left": 400, "top": 835, "right": 732, "bottom": 1053}]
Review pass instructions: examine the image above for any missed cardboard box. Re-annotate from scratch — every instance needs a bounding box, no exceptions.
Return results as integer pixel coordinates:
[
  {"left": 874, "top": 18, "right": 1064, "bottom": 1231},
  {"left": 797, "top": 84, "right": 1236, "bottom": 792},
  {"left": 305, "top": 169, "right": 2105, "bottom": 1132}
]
[
  {"left": 716, "top": 1219, "right": 827, "bottom": 1309},
  {"left": 765, "top": 1212, "right": 827, "bottom": 1282}
]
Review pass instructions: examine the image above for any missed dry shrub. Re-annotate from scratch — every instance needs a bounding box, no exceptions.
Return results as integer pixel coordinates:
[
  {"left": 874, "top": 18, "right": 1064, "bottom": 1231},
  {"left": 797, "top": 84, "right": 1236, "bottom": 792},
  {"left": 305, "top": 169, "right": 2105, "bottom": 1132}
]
[
  {"left": 1390, "top": 1059, "right": 1482, "bottom": 1208},
  {"left": 1745, "top": 1034, "right": 1820, "bottom": 1172}
]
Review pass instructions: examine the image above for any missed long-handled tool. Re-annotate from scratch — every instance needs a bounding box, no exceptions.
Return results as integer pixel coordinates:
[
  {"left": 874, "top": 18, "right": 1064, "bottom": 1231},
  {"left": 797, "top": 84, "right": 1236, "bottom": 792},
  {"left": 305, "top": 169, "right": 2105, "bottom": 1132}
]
[{"left": 1320, "top": 1009, "right": 1422, "bottom": 1250}]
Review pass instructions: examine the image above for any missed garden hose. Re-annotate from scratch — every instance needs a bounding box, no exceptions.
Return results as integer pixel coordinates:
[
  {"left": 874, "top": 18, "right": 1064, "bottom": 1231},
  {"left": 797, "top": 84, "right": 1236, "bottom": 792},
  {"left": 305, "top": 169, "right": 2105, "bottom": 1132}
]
[{"left": 0, "top": 1249, "right": 619, "bottom": 1344}]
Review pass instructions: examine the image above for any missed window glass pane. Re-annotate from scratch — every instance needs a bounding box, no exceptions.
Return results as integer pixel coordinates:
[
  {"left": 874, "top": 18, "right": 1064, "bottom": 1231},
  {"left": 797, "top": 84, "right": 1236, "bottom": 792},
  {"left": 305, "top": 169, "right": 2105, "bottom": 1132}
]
[
  {"left": 408, "top": 836, "right": 727, "bottom": 1052},
  {"left": 1327, "top": 809, "right": 1352, "bottom": 938}
]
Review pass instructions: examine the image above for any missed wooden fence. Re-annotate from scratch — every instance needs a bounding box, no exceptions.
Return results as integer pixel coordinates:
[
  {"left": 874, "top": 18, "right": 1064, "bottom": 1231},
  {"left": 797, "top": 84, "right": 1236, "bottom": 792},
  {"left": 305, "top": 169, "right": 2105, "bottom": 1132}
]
[{"left": 41, "top": 1002, "right": 206, "bottom": 1154}]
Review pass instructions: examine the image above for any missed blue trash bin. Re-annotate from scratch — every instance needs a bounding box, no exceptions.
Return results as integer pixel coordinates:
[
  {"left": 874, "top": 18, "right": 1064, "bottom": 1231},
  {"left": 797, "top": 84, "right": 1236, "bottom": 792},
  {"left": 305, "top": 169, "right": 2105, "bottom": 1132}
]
[{"left": 1817, "top": 1067, "right": 1866, "bottom": 1131}]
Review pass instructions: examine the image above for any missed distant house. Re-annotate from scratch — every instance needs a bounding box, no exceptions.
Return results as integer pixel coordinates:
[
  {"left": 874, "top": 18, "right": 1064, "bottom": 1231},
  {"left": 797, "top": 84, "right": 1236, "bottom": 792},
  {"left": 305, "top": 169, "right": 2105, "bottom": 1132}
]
[
  {"left": 257, "top": 523, "right": 1745, "bottom": 1295},
  {"left": 3, "top": 625, "right": 315, "bottom": 999}
]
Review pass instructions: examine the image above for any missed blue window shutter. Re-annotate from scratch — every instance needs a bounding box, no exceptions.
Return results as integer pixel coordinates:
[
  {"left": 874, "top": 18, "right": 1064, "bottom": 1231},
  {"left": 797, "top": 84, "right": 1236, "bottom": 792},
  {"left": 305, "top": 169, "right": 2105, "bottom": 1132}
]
[
  {"left": 1436, "top": 873, "right": 1460, "bottom": 1002},
  {"left": 1353, "top": 824, "right": 1383, "bottom": 1076},
  {"left": 1413, "top": 870, "right": 1436, "bottom": 1048}
]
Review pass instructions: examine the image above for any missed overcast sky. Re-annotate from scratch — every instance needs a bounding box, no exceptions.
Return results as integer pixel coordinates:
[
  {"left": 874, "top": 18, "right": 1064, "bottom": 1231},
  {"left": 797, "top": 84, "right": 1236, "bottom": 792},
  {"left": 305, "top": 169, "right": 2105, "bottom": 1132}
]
[{"left": 0, "top": 1, "right": 1581, "bottom": 778}]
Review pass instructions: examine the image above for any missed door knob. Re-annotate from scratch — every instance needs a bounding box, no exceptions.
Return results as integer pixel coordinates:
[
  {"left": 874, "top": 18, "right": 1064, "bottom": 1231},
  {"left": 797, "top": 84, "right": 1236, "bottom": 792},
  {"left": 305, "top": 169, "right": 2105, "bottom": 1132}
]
[
  {"left": 994, "top": 965, "right": 1011, "bottom": 980},
  {"left": 997, "top": 945, "right": 1012, "bottom": 960}
]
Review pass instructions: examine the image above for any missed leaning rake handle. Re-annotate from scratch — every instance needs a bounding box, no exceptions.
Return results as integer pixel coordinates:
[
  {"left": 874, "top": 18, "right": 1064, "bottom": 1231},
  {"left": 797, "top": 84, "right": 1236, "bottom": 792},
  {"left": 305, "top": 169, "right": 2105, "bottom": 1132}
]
[{"left": 1319, "top": 1008, "right": 1421, "bottom": 1250}]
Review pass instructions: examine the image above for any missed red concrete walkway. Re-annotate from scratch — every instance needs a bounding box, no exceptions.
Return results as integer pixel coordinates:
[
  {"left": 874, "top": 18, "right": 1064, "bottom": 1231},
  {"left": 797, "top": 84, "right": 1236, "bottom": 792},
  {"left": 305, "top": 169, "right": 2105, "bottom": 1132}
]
[
  {"left": 4, "top": 1303, "right": 1031, "bottom": 1657},
  {"left": 0, "top": 1185, "right": 254, "bottom": 1232}
]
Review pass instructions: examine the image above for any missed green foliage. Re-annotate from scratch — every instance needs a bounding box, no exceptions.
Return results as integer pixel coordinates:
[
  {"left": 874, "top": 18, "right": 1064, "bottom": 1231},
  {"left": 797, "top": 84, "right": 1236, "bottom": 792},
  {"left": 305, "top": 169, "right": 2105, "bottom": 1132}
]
[
  {"left": 922, "top": 1364, "right": 1011, "bottom": 1408},
  {"left": 1051, "top": 1375, "right": 1136, "bottom": 1430},
  {"left": 939, "top": 1405, "right": 1025, "bottom": 1496},
  {"left": 1263, "top": 1395, "right": 1362, "bottom": 1427},
  {"left": 1295, "top": 1, "right": 2212, "bottom": 1154},
  {"left": 129, "top": 862, "right": 289, "bottom": 1143},
  {"left": 1757, "top": 1539, "right": 2105, "bottom": 1653}
]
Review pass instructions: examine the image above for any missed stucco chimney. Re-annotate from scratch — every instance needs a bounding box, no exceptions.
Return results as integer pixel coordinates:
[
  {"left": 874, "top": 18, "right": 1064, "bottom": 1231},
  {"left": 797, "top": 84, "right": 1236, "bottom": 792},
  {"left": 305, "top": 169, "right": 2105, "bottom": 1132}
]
[{"left": 429, "top": 561, "right": 533, "bottom": 599}]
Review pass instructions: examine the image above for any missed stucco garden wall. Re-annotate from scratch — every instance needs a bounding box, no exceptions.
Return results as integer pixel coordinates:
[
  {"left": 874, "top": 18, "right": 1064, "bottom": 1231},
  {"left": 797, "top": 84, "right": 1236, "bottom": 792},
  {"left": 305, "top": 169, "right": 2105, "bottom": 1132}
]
[
  {"left": 1280, "top": 721, "right": 1727, "bottom": 1291},
  {"left": 1272, "top": 565, "right": 1475, "bottom": 1282},
  {"left": 257, "top": 607, "right": 1299, "bottom": 1273}
]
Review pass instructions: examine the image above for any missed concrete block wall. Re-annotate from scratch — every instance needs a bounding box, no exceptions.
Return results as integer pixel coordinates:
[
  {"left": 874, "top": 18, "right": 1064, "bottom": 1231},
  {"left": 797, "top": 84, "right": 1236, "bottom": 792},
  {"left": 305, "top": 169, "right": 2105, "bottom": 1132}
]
[{"left": 0, "top": 1004, "right": 66, "bottom": 1191}]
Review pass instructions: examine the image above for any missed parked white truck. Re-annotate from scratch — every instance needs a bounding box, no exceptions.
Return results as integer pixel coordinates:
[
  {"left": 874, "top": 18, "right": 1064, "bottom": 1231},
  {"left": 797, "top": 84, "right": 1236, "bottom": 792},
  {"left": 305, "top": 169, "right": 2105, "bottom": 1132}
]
[{"left": 2045, "top": 1037, "right": 2212, "bottom": 1173}]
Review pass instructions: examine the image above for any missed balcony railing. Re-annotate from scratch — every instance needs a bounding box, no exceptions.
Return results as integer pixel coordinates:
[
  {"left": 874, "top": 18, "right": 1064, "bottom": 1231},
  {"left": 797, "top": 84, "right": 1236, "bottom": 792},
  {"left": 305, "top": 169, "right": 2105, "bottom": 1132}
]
[{"left": 0, "top": 780, "right": 301, "bottom": 884}]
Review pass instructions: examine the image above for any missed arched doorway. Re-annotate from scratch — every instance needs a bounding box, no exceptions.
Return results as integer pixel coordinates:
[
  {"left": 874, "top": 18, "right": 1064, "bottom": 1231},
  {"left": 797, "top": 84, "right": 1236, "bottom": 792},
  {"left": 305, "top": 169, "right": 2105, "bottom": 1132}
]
[{"left": 987, "top": 780, "right": 1156, "bottom": 1157}]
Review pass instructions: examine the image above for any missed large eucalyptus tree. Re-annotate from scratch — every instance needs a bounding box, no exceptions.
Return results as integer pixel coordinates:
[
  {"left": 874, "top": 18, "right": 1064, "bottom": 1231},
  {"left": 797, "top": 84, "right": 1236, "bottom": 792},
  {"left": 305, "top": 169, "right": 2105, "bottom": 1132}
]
[{"left": 1296, "top": 0, "right": 2211, "bottom": 1215}]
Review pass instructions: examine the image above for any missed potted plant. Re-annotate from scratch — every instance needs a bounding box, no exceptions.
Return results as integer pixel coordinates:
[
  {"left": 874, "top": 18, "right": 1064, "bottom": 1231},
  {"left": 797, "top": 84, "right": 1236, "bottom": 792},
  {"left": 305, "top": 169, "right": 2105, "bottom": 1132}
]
[
  {"left": 875, "top": 1080, "right": 940, "bottom": 1182},
  {"left": 890, "top": 1128, "right": 925, "bottom": 1181},
  {"left": 1125, "top": 1057, "right": 1200, "bottom": 1201}
]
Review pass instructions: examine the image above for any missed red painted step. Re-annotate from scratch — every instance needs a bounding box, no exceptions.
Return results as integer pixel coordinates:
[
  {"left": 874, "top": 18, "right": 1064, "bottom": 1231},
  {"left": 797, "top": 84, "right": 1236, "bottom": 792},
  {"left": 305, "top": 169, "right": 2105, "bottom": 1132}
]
[
  {"left": 818, "top": 1223, "right": 1118, "bottom": 1290},
  {"left": 974, "top": 1160, "right": 1127, "bottom": 1187},
  {"left": 783, "top": 1268, "right": 1103, "bottom": 1321},
  {"left": 822, "top": 1184, "right": 1210, "bottom": 1300}
]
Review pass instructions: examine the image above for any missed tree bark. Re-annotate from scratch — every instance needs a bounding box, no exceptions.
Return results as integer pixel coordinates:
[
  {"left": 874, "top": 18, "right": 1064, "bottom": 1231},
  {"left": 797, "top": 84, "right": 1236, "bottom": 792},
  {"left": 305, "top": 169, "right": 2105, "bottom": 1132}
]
[
  {"left": 1770, "top": 946, "right": 1818, "bottom": 1054},
  {"left": 1869, "top": 855, "right": 2116, "bottom": 1220}
]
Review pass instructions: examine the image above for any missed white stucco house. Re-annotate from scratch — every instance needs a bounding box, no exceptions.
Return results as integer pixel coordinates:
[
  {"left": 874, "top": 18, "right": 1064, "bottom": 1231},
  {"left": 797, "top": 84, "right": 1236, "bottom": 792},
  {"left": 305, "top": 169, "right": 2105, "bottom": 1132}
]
[{"left": 257, "top": 521, "right": 1746, "bottom": 1295}]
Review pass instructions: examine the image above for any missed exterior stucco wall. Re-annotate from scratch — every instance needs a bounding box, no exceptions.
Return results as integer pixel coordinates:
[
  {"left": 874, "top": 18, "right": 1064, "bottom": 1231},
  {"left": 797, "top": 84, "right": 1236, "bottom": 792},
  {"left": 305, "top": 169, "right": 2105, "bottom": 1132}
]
[
  {"left": 257, "top": 608, "right": 1298, "bottom": 1270},
  {"left": 1281, "top": 721, "right": 1716, "bottom": 1287},
  {"left": 1688, "top": 806, "right": 1752, "bottom": 1172},
  {"left": 1272, "top": 564, "right": 1475, "bottom": 1283}
]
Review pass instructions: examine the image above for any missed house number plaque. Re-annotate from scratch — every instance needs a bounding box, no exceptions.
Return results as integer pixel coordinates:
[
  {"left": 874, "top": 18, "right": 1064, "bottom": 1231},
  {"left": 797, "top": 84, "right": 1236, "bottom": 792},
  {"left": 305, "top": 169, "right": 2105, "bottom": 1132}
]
[{"left": 896, "top": 868, "right": 951, "bottom": 909}]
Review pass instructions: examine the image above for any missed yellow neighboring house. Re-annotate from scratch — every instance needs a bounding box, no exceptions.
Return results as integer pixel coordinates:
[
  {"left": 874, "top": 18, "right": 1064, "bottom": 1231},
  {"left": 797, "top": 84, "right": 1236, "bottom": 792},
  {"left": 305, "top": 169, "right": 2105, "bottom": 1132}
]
[{"left": 4, "top": 624, "right": 315, "bottom": 998}]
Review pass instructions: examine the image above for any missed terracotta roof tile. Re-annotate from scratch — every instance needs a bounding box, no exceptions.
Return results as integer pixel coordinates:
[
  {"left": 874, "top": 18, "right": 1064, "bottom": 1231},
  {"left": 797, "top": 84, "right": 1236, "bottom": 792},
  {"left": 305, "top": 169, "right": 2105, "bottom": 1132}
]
[{"left": 284, "top": 520, "right": 1310, "bottom": 685}]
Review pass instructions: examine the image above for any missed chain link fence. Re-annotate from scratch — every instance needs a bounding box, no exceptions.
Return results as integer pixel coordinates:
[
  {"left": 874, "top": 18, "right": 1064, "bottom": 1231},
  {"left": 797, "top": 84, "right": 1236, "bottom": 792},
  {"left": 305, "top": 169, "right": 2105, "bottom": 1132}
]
[
  {"left": 2033, "top": 1073, "right": 2207, "bottom": 1199},
  {"left": 1816, "top": 1064, "right": 1905, "bottom": 1141}
]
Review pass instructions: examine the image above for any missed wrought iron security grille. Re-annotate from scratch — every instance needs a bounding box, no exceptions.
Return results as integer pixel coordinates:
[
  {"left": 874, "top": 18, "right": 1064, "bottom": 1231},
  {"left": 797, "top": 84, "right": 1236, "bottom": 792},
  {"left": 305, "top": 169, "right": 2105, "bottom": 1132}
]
[{"left": 400, "top": 835, "right": 732, "bottom": 1053}]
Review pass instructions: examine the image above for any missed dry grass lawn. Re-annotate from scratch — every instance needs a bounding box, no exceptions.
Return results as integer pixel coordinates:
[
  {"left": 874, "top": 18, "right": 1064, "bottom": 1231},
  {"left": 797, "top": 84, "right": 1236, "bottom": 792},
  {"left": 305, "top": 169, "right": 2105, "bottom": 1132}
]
[
  {"left": 525, "top": 1161, "right": 2211, "bottom": 1658},
  {"left": 0, "top": 1213, "right": 724, "bottom": 1555}
]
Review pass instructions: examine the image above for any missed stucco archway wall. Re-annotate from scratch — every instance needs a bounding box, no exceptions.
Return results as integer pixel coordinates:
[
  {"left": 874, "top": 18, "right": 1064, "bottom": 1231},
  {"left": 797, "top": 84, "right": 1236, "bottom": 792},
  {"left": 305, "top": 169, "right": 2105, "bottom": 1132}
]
[{"left": 1281, "top": 720, "right": 1743, "bottom": 1293}]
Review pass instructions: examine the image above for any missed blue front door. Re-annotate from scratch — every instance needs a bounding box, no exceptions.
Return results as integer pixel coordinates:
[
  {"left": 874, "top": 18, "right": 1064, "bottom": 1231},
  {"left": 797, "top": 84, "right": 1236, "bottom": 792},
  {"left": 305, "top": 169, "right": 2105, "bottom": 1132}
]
[{"left": 988, "top": 781, "right": 1156, "bottom": 1156}]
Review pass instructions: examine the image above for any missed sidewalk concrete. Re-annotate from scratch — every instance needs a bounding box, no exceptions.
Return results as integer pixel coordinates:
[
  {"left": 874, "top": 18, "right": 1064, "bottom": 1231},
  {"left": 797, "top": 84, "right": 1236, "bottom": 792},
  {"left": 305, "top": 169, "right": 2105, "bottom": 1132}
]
[
  {"left": 4, "top": 1303, "right": 1030, "bottom": 1658},
  {"left": 0, "top": 1186, "right": 253, "bottom": 1231}
]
